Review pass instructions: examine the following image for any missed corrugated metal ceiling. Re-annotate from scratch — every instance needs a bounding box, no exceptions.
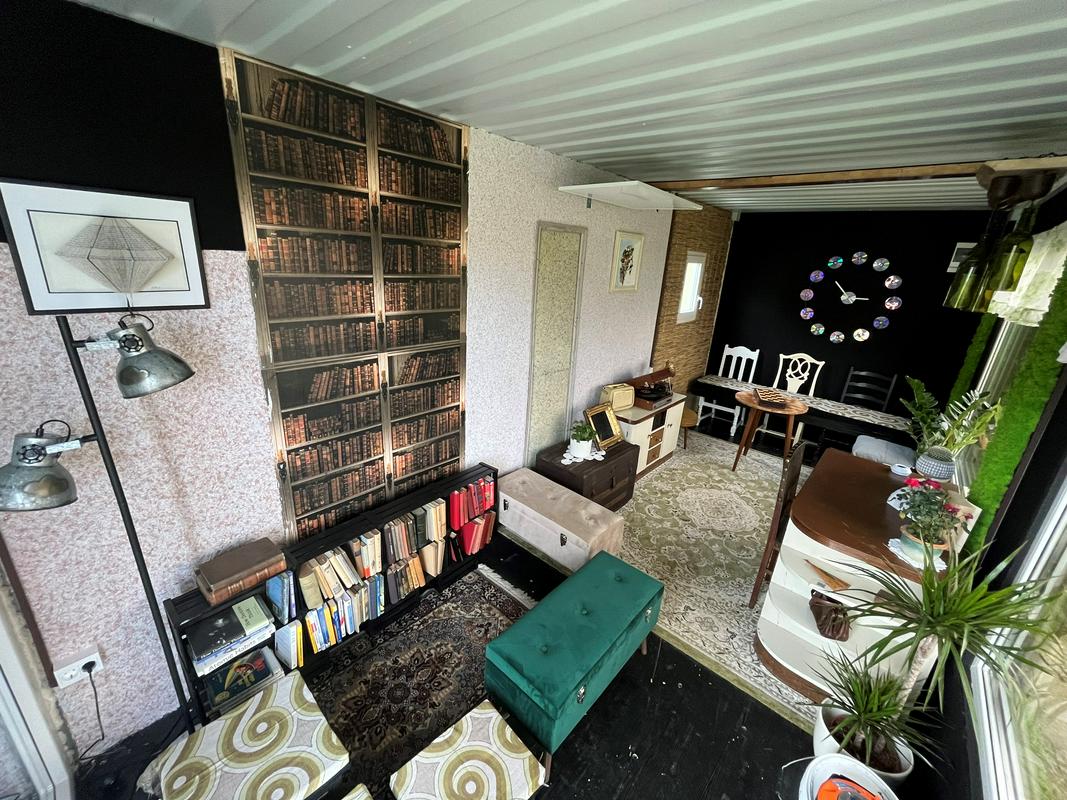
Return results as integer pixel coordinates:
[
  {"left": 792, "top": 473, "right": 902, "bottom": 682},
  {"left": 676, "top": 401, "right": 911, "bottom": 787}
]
[{"left": 79, "top": 0, "right": 1067, "bottom": 210}]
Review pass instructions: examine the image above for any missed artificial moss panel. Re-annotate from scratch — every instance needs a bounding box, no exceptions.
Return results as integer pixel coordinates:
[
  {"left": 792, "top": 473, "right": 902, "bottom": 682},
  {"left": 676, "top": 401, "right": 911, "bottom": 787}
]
[
  {"left": 965, "top": 267, "right": 1067, "bottom": 554},
  {"left": 950, "top": 313, "right": 997, "bottom": 403}
]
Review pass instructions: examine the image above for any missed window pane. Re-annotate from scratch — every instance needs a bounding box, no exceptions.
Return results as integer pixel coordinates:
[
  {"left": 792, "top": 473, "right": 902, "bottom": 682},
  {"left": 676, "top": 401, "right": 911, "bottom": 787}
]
[{"left": 677, "top": 252, "right": 706, "bottom": 324}]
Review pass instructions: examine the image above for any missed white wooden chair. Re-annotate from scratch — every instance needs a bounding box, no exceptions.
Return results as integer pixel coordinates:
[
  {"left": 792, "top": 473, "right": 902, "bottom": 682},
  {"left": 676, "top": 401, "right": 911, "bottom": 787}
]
[
  {"left": 696, "top": 344, "right": 760, "bottom": 437},
  {"left": 757, "top": 352, "right": 825, "bottom": 442}
]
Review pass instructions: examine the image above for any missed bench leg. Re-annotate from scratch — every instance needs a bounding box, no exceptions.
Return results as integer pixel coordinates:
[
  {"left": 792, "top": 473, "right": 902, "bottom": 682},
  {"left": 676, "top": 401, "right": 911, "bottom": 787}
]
[
  {"left": 543, "top": 751, "right": 552, "bottom": 783},
  {"left": 641, "top": 636, "right": 648, "bottom": 656}
]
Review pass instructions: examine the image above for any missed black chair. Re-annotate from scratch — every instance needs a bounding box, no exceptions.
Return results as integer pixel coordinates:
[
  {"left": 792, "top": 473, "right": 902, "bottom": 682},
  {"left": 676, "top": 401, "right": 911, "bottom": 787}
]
[
  {"left": 839, "top": 367, "right": 898, "bottom": 412},
  {"left": 749, "top": 441, "right": 808, "bottom": 608}
]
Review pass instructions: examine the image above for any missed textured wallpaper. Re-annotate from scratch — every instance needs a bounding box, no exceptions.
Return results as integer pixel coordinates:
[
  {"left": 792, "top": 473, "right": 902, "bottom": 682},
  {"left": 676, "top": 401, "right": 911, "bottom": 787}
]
[
  {"left": 0, "top": 246, "right": 284, "bottom": 751},
  {"left": 466, "top": 128, "right": 673, "bottom": 471}
]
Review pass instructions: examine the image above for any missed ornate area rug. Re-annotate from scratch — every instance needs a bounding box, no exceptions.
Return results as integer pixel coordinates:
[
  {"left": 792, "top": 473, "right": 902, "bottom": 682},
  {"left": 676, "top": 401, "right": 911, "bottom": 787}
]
[
  {"left": 619, "top": 431, "right": 816, "bottom": 728},
  {"left": 305, "top": 568, "right": 528, "bottom": 792}
]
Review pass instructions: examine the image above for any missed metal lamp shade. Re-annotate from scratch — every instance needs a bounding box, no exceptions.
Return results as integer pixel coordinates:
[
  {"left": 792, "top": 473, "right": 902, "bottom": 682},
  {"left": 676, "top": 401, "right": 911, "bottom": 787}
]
[
  {"left": 0, "top": 433, "right": 77, "bottom": 511},
  {"left": 107, "top": 323, "right": 195, "bottom": 399}
]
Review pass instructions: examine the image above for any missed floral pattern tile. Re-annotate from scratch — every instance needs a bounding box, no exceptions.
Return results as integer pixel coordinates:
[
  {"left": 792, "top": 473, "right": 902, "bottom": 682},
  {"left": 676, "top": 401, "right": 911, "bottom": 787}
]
[{"left": 618, "top": 431, "right": 815, "bottom": 727}]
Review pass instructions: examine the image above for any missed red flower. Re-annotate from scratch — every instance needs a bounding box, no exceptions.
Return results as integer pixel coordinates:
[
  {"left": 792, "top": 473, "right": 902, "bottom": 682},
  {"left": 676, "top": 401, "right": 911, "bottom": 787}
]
[
  {"left": 904, "top": 477, "right": 923, "bottom": 488},
  {"left": 945, "top": 504, "right": 960, "bottom": 514},
  {"left": 923, "top": 479, "right": 943, "bottom": 489}
]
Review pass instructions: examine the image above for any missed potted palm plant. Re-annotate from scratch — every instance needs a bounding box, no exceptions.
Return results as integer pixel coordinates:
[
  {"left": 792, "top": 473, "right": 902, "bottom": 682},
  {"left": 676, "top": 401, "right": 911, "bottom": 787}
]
[
  {"left": 901, "top": 377, "right": 1001, "bottom": 480},
  {"left": 896, "top": 478, "right": 973, "bottom": 559},
  {"left": 812, "top": 547, "right": 1060, "bottom": 783},
  {"left": 569, "top": 419, "right": 596, "bottom": 460}
]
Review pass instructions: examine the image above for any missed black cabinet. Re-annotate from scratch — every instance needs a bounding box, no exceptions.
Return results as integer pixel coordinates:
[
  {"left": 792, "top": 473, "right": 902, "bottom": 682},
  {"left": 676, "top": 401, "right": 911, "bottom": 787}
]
[{"left": 534, "top": 441, "right": 639, "bottom": 511}]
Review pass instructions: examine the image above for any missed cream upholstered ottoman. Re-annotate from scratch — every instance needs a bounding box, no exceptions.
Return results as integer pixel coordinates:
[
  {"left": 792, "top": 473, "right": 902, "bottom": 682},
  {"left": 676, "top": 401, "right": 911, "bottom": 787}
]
[
  {"left": 148, "top": 670, "right": 348, "bottom": 800},
  {"left": 390, "top": 700, "right": 544, "bottom": 800},
  {"left": 498, "top": 467, "right": 623, "bottom": 572}
]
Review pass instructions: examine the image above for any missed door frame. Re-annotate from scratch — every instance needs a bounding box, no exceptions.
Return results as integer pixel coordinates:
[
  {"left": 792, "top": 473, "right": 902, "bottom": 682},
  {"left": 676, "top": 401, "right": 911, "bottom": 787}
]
[{"left": 524, "top": 221, "right": 587, "bottom": 464}]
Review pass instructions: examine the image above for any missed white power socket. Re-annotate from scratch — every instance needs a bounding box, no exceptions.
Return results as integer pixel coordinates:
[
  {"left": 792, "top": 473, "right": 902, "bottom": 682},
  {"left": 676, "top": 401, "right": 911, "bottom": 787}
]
[{"left": 53, "top": 648, "right": 103, "bottom": 688}]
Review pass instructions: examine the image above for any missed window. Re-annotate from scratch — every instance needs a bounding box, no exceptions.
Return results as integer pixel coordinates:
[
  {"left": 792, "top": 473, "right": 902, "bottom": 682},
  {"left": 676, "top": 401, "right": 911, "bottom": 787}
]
[{"left": 677, "top": 251, "right": 706, "bottom": 324}]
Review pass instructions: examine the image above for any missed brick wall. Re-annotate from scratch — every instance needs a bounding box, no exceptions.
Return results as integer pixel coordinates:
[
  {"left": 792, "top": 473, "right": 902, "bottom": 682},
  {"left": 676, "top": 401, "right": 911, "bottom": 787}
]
[{"left": 651, "top": 206, "right": 734, "bottom": 393}]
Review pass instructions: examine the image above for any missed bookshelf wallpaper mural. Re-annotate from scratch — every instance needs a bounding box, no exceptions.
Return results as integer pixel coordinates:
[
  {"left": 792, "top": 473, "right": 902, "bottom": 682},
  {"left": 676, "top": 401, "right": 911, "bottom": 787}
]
[{"left": 220, "top": 52, "right": 467, "bottom": 539}]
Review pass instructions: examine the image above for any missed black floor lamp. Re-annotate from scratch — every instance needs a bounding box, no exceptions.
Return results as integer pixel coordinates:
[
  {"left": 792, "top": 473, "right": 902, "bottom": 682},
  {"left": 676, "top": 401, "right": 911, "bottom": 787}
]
[{"left": 0, "top": 313, "right": 196, "bottom": 733}]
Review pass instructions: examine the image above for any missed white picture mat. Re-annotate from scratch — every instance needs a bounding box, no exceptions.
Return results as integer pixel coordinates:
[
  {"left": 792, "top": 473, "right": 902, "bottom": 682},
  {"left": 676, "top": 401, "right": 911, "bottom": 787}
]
[{"left": 0, "top": 181, "right": 206, "bottom": 312}]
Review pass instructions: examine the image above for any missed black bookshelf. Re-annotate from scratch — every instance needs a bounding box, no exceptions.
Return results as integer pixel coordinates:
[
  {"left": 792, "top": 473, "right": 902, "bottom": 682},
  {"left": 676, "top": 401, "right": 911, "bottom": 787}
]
[
  {"left": 163, "top": 462, "right": 497, "bottom": 725},
  {"left": 221, "top": 51, "right": 468, "bottom": 538}
]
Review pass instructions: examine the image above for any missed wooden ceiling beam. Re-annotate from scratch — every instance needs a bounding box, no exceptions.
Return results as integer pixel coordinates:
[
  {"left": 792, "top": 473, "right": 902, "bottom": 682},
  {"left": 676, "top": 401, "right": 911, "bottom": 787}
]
[{"left": 649, "top": 162, "right": 984, "bottom": 191}]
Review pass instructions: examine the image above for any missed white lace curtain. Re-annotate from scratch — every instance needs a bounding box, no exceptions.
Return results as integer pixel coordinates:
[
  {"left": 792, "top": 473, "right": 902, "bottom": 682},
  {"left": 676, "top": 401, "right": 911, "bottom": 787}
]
[{"left": 989, "top": 219, "right": 1067, "bottom": 327}]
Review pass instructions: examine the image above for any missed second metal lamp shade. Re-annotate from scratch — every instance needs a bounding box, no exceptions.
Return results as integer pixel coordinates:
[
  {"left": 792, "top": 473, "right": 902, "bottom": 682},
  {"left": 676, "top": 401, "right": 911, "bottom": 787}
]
[
  {"left": 107, "top": 322, "right": 194, "bottom": 399},
  {"left": 0, "top": 432, "right": 77, "bottom": 511}
]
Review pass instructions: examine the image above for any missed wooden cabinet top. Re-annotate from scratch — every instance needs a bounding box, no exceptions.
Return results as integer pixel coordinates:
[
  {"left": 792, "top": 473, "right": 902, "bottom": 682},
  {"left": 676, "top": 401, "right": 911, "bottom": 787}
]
[
  {"left": 790, "top": 448, "right": 920, "bottom": 582},
  {"left": 614, "top": 393, "right": 687, "bottom": 424},
  {"left": 535, "top": 440, "right": 638, "bottom": 475}
]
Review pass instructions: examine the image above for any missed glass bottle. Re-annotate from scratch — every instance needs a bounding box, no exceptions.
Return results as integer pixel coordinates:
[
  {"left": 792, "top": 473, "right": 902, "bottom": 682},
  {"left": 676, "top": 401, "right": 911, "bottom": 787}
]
[
  {"left": 972, "top": 203, "right": 1037, "bottom": 311},
  {"left": 944, "top": 209, "right": 1008, "bottom": 311}
]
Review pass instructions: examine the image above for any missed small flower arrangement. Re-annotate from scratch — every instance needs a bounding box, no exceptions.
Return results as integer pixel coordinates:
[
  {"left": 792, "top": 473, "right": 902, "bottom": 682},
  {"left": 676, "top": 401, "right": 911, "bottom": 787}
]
[{"left": 899, "top": 478, "right": 972, "bottom": 545}]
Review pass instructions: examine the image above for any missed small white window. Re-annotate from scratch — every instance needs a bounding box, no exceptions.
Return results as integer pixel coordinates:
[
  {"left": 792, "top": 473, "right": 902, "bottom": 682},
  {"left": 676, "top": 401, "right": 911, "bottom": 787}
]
[{"left": 677, "top": 251, "right": 706, "bottom": 324}]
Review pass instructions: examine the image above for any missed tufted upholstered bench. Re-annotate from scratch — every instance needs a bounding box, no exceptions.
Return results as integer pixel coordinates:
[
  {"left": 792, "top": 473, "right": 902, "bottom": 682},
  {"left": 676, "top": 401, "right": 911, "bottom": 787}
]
[{"left": 484, "top": 551, "right": 663, "bottom": 780}]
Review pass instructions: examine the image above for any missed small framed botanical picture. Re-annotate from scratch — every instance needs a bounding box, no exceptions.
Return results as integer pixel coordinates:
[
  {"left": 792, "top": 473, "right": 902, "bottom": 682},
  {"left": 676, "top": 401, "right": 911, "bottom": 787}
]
[
  {"left": 609, "top": 230, "right": 643, "bottom": 292},
  {"left": 0, "top": 179, "right": 208, "bottom": 315}
]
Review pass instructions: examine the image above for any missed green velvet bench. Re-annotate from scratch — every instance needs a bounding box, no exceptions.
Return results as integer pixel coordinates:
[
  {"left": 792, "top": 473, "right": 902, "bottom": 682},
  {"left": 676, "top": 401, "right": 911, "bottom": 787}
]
[{"left": 484, "top": 551, "right": 663, "bottom": 779}]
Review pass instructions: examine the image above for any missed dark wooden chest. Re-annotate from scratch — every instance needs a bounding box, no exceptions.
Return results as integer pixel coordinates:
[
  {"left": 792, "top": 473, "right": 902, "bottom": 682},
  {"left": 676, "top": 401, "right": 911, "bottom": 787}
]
[{"left": 534, "top": 440, "right": 639, "bottom": 511}]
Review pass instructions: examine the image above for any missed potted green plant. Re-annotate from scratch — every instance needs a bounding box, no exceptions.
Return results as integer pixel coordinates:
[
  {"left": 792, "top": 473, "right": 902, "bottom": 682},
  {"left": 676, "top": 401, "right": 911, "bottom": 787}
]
[
  {"left": 901, "top": 377, "right": 1001, "bottom": 480},
  {"left": 896, "top": 477, "right": 972, "bottom": 558},
  {"left": 813, "top": 651, "right": 933, "bottom": 787},
  {"left": 569, "top": 420, "right": 596, "bottom": 460}
]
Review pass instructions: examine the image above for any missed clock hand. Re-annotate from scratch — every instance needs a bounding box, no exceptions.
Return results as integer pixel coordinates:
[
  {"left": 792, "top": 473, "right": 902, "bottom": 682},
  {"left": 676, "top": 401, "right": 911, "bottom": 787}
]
[
  {"left": 835, "top": 281, "right": 846, "bottom": 294},
  {"left": 852, "top": 296, "right": 869, "bottom": 301}
]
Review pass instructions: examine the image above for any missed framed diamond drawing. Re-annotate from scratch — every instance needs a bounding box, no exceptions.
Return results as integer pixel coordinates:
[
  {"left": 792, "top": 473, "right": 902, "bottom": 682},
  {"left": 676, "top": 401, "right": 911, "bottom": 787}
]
[{"left": 0, "top": 179, "right": 208, "bottom": 314}]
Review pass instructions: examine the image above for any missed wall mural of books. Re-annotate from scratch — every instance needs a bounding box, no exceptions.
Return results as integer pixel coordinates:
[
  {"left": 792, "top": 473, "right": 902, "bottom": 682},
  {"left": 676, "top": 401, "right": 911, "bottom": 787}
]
[{"left": 222, "top": 51, "right": 467, "bottom": 539}]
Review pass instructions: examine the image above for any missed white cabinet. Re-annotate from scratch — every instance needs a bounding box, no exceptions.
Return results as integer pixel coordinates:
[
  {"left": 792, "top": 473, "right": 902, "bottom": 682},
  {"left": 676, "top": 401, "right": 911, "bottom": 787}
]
[{"left": 615, "top": 394, "right": 686, "bottom": 477}]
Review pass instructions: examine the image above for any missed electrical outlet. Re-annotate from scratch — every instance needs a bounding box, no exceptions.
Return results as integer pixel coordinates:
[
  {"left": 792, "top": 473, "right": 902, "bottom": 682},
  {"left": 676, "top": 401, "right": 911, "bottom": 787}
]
[{"left": 53, "top": 648, "right": 102, "bottom": 688}]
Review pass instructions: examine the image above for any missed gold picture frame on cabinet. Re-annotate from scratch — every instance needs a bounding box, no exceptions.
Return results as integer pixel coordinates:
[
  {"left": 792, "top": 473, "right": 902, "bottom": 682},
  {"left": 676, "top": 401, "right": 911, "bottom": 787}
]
[{"left": 585, "top": 402, "right": 623, "bottom": 449}]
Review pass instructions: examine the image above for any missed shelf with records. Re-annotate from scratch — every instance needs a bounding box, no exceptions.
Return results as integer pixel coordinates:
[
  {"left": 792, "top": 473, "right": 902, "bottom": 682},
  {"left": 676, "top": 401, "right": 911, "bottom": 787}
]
[
  {"left": 235, "top": 58, "right": 366, "bottom": 143},
  {"left": 293, "top": 458, "right": 386, "bottom": 518},
  {"left": 264, "top": 277, "right": 375, "bottom": 319},
  {"left": 281, "top": 396, "right": 382, "bottom": 449},
  {"left": 383, "top": 241, "right": 462, "bottom": 275},
  {"left": 276, "top": 359, "right": 380, "bottom": 411},
  {"left": 376, "top": 104, "right": 461, "bottom": 166},
  {"left": 257, "top": 231, "right": 373, "bottom": 275},
  {"left": 250, "top": 179, "right": 370, "bottom": 233},
  {"left": 245, "top": 124, "right": 369, "bottom": 189},
  {"left": 164, "top": 464, "right": 496, "bottom": 722}
]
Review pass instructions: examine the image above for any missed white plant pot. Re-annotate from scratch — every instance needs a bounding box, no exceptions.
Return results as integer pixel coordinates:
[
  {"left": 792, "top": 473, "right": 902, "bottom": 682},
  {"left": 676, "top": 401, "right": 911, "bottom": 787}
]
[
  {"left": 813, "top": 704, "right": 914, "bottom": 789},
  {"left": 569, "top": 438, "right": 593, "bottom": 459}
]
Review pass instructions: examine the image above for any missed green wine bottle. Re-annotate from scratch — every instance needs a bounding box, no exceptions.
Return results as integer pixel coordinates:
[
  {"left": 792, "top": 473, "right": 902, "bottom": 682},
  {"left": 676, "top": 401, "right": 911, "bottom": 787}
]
[
  {"left": 972, "top": 203, "right": 1037, "bottom": 312},
  {"left": 944, "top": 210, "right": 1008, "bottom": 311}
]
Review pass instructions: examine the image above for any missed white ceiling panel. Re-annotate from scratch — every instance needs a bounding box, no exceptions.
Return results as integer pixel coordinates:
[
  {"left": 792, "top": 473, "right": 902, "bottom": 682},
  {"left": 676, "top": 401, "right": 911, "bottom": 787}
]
[
  {"left": 683, "top": 178, "right": 990, "bottom": 212},
  {"left": 78, "top": 0, "right": 1067, "bottom": 209}
]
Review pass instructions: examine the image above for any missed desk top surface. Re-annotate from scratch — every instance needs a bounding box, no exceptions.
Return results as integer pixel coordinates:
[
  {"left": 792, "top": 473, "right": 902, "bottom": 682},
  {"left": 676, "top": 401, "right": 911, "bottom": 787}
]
[{"left": 790, "top": 448, "right": 920, "bottom": 581}]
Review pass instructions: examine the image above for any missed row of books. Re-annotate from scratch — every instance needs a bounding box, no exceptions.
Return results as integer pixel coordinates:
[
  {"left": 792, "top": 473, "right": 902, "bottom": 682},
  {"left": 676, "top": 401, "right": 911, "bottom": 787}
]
[
  {"left": 264, "top": 278, "right": 375, "bottom": 319},
  {"left": 258, "top": 233, "right": 372, "bottom": 275},
  {"left": 252, "top": 184, "right": 370, "bottom": 232},
  {"left": 392, "top": 407, "right": 460, "bottom": 449},
  {"left": 245, "top": 128, "right": 368, "bottom": 187},
  {"left": 281, "top": 396, "right": 381, "bottom": 447},
  {"left": 393, "top": 434, "right": 460, "bottom": 479},
  {"left": 287, "top": 428, "right": 384, "bottom": 482},
  {"left": 293, "top": 458, "right": 385, "bottom": 516},
  {"left": 385, "top": 314, "right": 460, "bottom": 349},
  {"left": 379, "top": 153, "right": 461, "bottom": 203},
  {"left": 457, "top": 511, "right": 496, "bottom": 559},
  {"left": 297, "top": 550, "right": 387, "bottom": 652},
  {"left": 384, "top": 242, "right": 461, "bottom": 275},
  {"left": 395, "top": 460, "right": 460, "bottom": 496},
  {"left": 380, "top": 200, "right": 460, "bottom": 240},
  {"left": 394, "top": 348, "right": 461, "bottom": 385},
  {"left": 282, "top": 361, "right": 379, "bottom": 408},
  {"left": 263, "top": 77, "right": 365, "bottom": 140},
  {"left": 449, "top": 476, "right": 496, "bottom": 530},
  {"left": 376, "top": 107, "right": 457, "bottom": 164},
  {"left": 390, "top": 378, "right": 461, "bottom": 419},
  {"left": 384, "top": 279, "right": 462, "bottom": 312},
  {"left": 296, "top": 488, "right": 386, "bottom": 539},
  {"left": 186, "top": 596, "right": 276, "bottom": 678},
  {"left": 270, "top": 319, "right": 377, "bottom": 362}
]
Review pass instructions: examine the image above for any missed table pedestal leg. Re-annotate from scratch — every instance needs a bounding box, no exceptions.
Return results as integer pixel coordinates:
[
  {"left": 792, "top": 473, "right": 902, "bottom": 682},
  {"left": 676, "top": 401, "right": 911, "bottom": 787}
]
[
  {"left": 732, "top": 408, "right": 762, "bottom": 471},
  {"left": 783, "top": 414, "right": 795, "bottom": 459},
  {"left": 743, "top": 409, "right": 763, "bottom": 456}
]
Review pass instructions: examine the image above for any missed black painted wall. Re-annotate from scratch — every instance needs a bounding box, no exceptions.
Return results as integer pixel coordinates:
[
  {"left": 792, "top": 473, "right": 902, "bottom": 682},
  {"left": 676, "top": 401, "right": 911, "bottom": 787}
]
[
  {"left": 709, "top": 210, "right": 988, "bottom": 407},
  {"left": 0, "top": 0, "right": 243, "bottom": 249}
]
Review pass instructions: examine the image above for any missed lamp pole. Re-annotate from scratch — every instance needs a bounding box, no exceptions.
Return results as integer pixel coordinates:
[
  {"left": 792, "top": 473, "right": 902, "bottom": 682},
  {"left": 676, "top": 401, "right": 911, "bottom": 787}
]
[{"left": 56, "top": 316, "right": 191, "bottom": 733}]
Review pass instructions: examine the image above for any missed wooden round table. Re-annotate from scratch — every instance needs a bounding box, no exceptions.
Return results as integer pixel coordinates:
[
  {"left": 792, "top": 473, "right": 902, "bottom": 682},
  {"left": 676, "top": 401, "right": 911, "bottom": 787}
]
[{"left": 731, "top": 390, "right": 808, "bottom": 471}]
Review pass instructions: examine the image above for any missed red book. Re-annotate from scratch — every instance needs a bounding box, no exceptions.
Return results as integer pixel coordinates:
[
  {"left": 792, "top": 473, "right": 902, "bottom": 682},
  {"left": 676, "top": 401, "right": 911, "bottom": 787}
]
[
  {"left": 483, "top": 510, "right": 496, "bottom": 546},
  {"left": 449, "top": 489, "right": 466, "bottom": 531},
  {"left": 459, "top": 518, "right": 478, "bottom": 555},
  {"left": 485, "top": 477, "right": 495, "bottom": 509}
]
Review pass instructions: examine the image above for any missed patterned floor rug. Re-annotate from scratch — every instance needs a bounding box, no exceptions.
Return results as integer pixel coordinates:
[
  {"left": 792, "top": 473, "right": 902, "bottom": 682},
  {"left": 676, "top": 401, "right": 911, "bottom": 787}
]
[
  {"left": 305, "top": 568, "right": 528, "bottom": 793},
  {"left": 619, "top": 431, "right": 816, "bottom": 728}
]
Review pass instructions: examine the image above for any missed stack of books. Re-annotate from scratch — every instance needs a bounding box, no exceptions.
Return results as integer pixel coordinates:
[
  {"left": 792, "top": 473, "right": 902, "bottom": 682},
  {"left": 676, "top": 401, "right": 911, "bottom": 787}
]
[
  {"left": 298, "top": 547, "right": 384, "bottom": 653},
  {"left": 449, "top": 477, "right": 497, "bottom": 557},
  {"left": 186, "top": 596, "right": 276, "bottom": 677},
  {"left": 203, "top": 647, "right": 285, "bottom": 716}
]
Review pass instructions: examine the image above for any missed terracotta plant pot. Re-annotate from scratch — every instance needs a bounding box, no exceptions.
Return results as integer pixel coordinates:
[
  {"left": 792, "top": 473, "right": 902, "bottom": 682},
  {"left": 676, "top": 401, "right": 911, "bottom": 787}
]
[
  {"left": 900, "top": 524, "right": 950, "bottom": 560},
  {"left": 813, "top": 703, "right": 914, "bottom": 789}
]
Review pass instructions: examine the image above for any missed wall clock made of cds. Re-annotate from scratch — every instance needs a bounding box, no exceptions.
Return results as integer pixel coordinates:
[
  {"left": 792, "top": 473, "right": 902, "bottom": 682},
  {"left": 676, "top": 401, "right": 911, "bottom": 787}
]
[{"left": 801, "top": 251, "right": 902, "bottom": 344}]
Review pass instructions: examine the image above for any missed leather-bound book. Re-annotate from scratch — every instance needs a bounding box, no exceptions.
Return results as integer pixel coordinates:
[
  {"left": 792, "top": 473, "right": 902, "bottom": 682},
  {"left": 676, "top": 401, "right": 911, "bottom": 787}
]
[{"left": 194, "top": 538, "right": 286, "bottom": 606}]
